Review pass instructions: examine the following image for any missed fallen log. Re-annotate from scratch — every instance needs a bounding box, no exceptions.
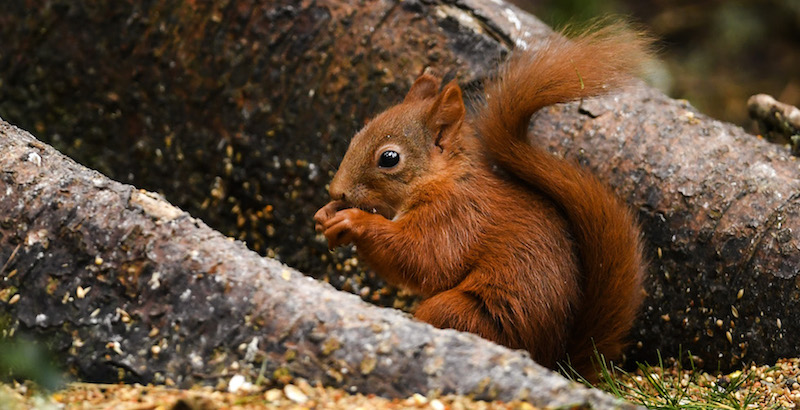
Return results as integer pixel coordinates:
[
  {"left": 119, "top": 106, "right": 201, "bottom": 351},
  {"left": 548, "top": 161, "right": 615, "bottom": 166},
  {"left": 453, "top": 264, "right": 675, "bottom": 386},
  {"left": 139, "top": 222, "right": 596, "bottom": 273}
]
[{"left": 0, "top": 119, "right": 639, "bottom": 408}]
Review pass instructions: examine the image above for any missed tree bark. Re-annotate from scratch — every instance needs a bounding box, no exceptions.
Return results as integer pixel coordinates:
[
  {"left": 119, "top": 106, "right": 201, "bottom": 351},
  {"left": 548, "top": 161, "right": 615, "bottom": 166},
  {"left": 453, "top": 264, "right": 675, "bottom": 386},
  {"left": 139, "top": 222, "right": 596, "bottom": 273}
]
[
  {"left": 0, "top": 0, "right": 799, "bottom": 381},
  {"left": 0, "top": 120, "right": 639, "bottom": 408}
]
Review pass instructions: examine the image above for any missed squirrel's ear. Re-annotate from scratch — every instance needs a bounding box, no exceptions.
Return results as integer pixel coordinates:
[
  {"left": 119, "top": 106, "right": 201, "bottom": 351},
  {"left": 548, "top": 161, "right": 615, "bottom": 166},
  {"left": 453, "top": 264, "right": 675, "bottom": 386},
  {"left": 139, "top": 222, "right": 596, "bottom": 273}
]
[
  {"left": 431, "top": 81, "right": 465, "bottom": 128},
  {"left": 403, "top": 73, "right": 441, "bottom": 103},
  {"left": 429, "top": 81, "right": 465, "bottom": 151}
]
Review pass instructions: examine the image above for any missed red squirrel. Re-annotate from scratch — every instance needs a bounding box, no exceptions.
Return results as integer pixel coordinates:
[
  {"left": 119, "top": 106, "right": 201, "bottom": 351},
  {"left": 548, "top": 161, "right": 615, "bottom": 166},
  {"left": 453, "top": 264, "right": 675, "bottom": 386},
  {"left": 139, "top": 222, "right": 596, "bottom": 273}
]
[{"left": 314, "top": 23, "right": 649, "bottom": 379}]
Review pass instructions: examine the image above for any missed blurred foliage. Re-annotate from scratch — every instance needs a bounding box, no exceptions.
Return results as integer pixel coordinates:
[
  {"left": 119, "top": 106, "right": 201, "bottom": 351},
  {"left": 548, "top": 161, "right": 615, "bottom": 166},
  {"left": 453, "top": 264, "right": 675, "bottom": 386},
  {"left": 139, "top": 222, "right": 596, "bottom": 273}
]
[
  {"left": 0, "top": 335, "right": 65, "bottom": 392},
  {"left": 513, "top": 0, "right": 800, "bottom": 129}
]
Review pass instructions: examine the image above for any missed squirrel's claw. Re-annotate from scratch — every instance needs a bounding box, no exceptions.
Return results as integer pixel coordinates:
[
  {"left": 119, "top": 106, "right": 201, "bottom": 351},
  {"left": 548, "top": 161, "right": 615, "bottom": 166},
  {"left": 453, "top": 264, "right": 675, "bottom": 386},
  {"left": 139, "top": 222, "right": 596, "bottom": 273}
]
[
  {"left": 322, "top": 208, "right": 370, "bottom": 249},
  {"left": 314, "top": 200, "right": 349, "bottom": 232}
]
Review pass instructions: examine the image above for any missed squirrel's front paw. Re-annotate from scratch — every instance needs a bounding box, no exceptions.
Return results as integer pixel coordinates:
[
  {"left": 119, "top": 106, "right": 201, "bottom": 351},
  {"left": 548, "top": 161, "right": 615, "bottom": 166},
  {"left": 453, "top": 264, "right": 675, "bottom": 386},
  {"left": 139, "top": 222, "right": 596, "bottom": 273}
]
[
  {"left": 314, "top": 200, "right": 348, "bottom": 233},
  {"left": 321, "top": 208, "right": 372, "bottom": 249}
]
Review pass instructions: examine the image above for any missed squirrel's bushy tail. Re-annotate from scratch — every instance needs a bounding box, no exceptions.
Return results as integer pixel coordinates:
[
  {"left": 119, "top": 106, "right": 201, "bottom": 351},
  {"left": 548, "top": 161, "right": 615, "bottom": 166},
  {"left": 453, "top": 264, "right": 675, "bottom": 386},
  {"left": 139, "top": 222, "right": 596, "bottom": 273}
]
[{"left": 477, "top": 22, "right": 650, "bottom": 378}]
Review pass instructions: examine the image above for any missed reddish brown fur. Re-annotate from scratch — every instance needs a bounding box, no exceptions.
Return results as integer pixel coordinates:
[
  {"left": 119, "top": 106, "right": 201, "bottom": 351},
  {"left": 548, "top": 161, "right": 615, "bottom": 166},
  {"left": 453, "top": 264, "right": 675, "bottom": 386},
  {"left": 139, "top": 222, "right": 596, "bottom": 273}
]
[{"left": 314, "top": 22, "right": 649, "bottom": 380}]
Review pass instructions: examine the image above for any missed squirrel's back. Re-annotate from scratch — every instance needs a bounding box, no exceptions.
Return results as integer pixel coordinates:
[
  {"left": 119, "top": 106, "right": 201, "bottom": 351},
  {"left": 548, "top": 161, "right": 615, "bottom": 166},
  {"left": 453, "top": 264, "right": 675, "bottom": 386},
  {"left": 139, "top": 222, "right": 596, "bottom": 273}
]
[{"left": 476, "top": 22, "right": 650, "bottom": 377}]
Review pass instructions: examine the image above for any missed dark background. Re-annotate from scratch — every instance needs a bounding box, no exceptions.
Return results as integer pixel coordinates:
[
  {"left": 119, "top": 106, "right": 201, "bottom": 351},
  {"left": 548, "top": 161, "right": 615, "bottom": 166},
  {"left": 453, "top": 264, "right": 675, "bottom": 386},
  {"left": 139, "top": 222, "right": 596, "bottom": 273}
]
[{"left": 515, "top": 0, "right": 800, "bottom": 129}]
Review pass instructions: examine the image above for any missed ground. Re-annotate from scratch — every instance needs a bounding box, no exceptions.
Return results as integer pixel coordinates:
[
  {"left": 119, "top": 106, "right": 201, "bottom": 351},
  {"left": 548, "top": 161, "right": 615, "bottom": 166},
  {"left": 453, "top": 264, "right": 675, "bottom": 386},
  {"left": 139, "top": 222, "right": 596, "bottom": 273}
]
[{"left": 4, "top": 358, "right": 800, "bottom": 409}]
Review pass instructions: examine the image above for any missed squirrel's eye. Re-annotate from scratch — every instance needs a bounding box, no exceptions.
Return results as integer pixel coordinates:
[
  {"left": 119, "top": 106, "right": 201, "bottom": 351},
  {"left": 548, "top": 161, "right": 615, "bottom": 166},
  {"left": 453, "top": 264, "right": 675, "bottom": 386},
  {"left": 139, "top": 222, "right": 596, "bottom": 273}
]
[{"left": 378, "top": 150, "right": 400, "bottom": 168}]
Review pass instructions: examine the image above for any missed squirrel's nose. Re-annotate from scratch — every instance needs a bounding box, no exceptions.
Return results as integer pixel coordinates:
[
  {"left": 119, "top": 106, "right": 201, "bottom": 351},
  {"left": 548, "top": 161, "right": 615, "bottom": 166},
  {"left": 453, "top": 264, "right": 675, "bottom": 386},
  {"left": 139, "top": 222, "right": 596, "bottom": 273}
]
[{"left": 328, "top": 177, "right": 345, "bottom": 201}]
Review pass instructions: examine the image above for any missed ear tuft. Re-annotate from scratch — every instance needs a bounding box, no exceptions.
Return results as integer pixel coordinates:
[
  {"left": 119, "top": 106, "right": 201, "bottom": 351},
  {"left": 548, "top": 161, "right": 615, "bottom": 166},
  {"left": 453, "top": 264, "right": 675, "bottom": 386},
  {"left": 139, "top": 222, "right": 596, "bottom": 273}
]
[{"left": 404, "top": 73, "right": 441, "bottom": 103}]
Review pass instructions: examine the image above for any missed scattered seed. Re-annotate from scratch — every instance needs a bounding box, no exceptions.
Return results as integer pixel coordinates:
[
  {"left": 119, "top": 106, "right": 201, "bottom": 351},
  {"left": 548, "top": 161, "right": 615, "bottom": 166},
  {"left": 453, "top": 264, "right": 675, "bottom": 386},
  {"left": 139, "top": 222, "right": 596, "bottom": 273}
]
[
  {"left": 116, "top": 308, "right": 131, "bottom": 323},
  {"left": 227, "top": 375, "right": 251, "bottom": 394},
  {"left": 264, "top": 389, "right": 283, "bottom": 401},
  {"left": 76, "top": 286, "right": 91, "bottom": 299},
  {"left": 410, "top": 393, "right": 428, "bottom": 405},
  {"left": 284, "top": 384, "right": 308, "bottom": 404},
  {"left": 107, "top": 341, "right": 123, "bottom": 355}
]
